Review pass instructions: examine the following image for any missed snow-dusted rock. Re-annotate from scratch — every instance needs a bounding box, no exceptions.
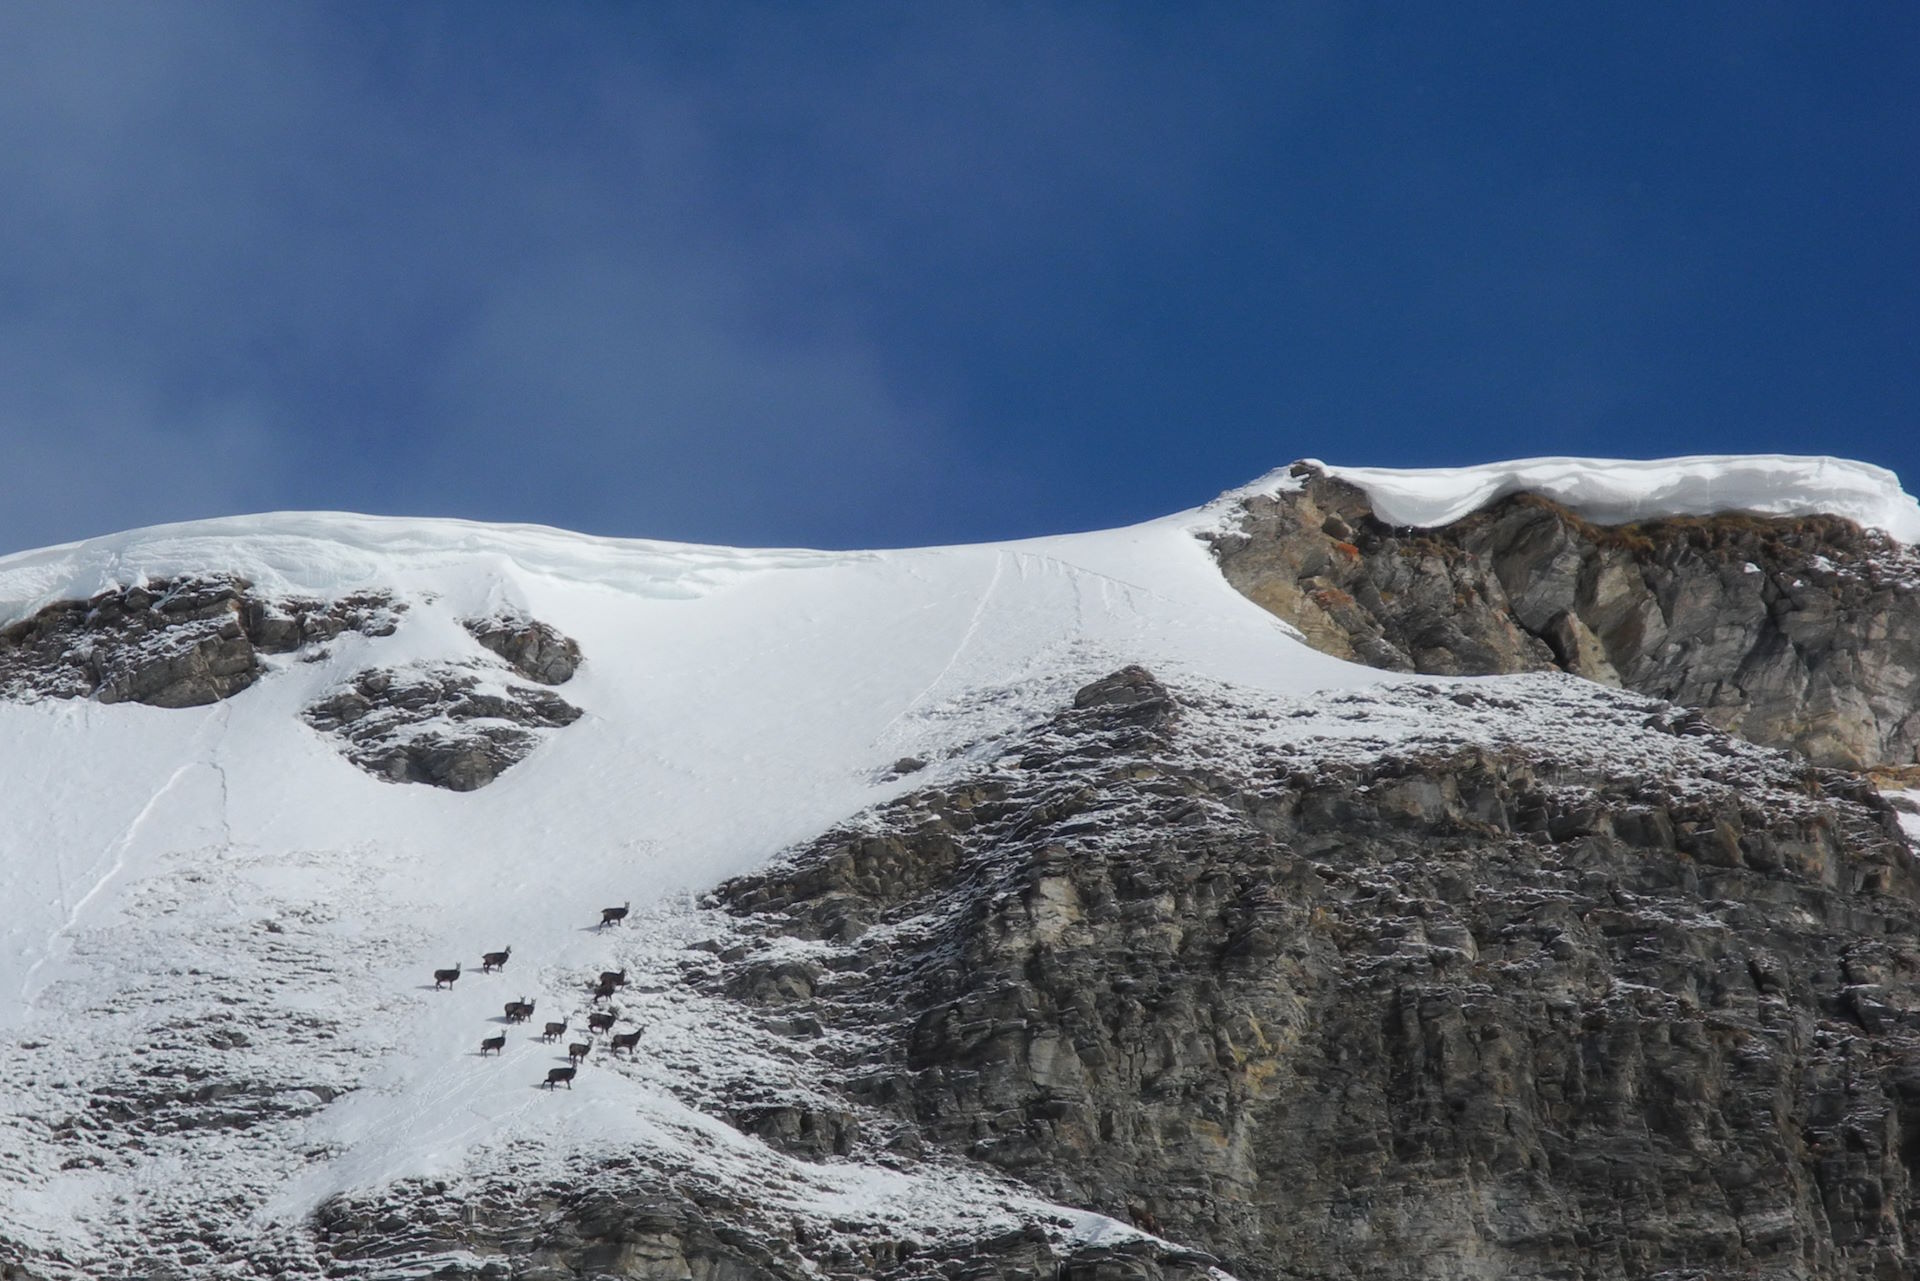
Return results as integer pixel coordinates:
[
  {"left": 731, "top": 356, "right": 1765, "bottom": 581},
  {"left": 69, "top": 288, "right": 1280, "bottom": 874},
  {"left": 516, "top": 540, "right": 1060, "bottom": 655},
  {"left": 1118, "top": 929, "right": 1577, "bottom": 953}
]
[
  {"left": 701, "top": 667, "right": 1920, "bottom": 1281},
  {"left": 302, "top": 662, "right": 583, "bottom": 790},
  {"left": 0, "top": 575, "right": 402, "bottom": 708}
]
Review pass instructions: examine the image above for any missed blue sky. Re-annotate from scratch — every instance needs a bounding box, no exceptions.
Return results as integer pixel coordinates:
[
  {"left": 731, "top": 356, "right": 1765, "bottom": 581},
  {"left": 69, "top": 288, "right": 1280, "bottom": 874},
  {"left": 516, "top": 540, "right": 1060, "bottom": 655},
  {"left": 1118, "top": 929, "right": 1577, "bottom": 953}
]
[{"left": 2, "top": 4, "right": 1914, "bottom": 553}]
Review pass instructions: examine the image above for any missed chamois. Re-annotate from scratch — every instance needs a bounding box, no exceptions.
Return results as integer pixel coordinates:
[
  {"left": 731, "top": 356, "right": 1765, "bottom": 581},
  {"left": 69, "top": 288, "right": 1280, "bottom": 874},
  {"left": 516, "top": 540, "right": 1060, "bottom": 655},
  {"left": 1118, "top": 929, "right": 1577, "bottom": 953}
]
[
  {"left": 543, "top": 1066, "right": 576, "bottom": 1090},
  {"left": 542, "top": 1020, "right": 567, "bottom": 1043},
  {"left": 479, "top": 1034, "right": 506, "bottom": 1056},
  {"left": 610, "top": 1029, "right": 642, "bottom": 1055},
  {"left": 504, "top": 998, "right": 536, "bottom": 1024},
  {"left": 598, "top": 969, "right": 628, "bottom": 989},
  {"left": 587, "top": 1009, "right": 616, "bottom": 1034},
  {"left": 482, "top": 946, "right": 512, "bottom": 973},
  {"left": 591, "top": 980, "right": 617, "bottom": 1005},
  {"left": 433, "top": 963, "right": 461, "bottom": 989},
  {"left": 568, "top": 1042, "right": 591, "bottom": 1066},
  {"left": 599, "top": 901, "right": 630, "bottom": 928}
]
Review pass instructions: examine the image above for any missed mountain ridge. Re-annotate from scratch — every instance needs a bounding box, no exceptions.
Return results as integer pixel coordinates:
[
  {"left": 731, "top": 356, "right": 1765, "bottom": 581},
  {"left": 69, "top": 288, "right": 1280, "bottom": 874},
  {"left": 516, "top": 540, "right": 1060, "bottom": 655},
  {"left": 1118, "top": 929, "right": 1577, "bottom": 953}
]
[{"left": 3, "top": 455, "right": 1918, "bottom": 1280}]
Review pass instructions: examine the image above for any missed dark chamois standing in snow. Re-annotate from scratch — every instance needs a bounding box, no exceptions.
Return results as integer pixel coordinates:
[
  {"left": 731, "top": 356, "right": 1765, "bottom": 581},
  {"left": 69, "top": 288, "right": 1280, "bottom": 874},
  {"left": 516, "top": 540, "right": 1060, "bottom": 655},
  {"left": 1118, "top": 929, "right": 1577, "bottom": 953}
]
[
  {"left": 482, "top": 947, "right": 512, "bottom": 973},
  {"left": 542, "top": 1020, "right": 567, "bottom": 1043},
  {"left": 479, "top": 1034, "right": 506, "bottom": 1056},
  {"left": 568, "top": 1042, "right": 591, "bottom": 1066},
  {"left": 610, "top": 1029, "right": 642, "bottom": 1055},
  {"left": 599, "top": 901, "right": 630, "bottom": 928},
  {"left": 591, "top": 979, "right": 618, "bottom": 1005},
  {"left": 504, "top": 998, "right": 535, "bottom": 1024},
  {"left": 433, "top": 963, "right": 461, "bottom": 989},
  {"left": 597, "top": 968, "right": 628, "bottom": 989},
  {"left": 543, "top": 1066, "right": 576, "bottom": 1090},
  {"left": 587, "top": 1009, "right": 616, "bottom": 1034}
]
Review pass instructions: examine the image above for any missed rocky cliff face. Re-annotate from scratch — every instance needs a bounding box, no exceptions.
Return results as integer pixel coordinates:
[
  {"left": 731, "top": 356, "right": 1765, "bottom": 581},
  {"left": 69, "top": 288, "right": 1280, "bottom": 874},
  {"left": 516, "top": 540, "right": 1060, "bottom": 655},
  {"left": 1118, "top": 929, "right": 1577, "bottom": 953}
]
[
  {"left": 286, "top": 665, "right": 1920, "bottom": 1281},
  {"left": 689, "top": 666, "right": 1920, "bottom": 1280},
  {"left": 1206, "top": 465, "right": 1920, "bottom": 776}
]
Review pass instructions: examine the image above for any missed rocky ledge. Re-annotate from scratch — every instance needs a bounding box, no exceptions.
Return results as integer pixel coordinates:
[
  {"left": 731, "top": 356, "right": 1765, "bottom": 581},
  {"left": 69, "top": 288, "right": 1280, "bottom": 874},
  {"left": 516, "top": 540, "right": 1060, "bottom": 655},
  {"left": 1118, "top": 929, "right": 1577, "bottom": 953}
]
[
  {"left": 0, "top": 576, "right": 403, "bottom": 708},
  {"left": 1206, "top": 464, "right": 1920, "bottom": 775},
  {"left": 0, "top": 577, "right": 589, "bottom": 792}
]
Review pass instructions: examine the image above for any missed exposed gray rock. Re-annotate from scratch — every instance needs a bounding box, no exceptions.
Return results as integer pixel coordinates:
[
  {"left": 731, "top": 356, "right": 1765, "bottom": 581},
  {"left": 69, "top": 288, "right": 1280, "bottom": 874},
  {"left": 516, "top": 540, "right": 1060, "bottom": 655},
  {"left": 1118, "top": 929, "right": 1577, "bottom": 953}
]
[
  {"left": 0, "top": 578, "right": 590, "bottom": 791},
  {"left": 464, "top": 614, "right": 584, "bottom": 685},
  {"left": 701, "top": 667, "right": 1920, "bottom": 1281},
  {"left": 1206, "top": 464, "right": 1920, "bottom": 775},
  {"left": 0, "top": 576, "right": 403, "bottom": 709},
  {"left": 303, "top": 664, "right": 582, "bottom": 790}
]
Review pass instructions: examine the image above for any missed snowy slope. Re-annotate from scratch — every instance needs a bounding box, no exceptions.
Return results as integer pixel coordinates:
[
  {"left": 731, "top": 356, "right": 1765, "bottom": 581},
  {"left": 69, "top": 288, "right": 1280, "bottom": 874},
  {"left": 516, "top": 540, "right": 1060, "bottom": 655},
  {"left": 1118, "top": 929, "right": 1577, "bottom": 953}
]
[
  {"left": 0, "top": 506, "right": 1369, "bottom": 1274},
  {"left": 2, "top": 455, "right": 1916, "bottom": 1275}
]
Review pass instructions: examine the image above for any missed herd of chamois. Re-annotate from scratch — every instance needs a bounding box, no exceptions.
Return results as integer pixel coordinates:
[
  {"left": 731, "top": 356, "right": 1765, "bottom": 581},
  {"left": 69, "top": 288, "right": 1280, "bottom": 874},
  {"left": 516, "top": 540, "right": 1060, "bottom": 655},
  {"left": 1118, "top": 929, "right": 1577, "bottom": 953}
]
[{"left": 432, "top": 899, "right": 640, "bottom": 1091}]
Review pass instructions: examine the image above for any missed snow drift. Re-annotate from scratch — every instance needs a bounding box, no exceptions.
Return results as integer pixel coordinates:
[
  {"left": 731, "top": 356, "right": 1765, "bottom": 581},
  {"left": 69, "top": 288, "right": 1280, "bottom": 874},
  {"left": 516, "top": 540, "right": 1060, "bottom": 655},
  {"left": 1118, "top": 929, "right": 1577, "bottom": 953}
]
[{"left": 1228, "top": 454, "right": 1920, "bottom": 543}]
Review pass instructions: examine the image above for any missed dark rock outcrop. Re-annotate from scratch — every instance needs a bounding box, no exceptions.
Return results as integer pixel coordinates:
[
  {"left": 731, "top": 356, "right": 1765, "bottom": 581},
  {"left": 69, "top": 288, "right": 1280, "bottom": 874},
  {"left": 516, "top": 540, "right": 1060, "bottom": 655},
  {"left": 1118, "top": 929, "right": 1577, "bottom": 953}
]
[
  {"left": 0, "top": 576, "right": 403, "bottom": 708},
  {"left": 463, "top": 614, "right": 584, "bottom": 685},
  {"left": 0, "top": 575, "right": 590, "bottom": 791},
  {"left": 1206, "top": 464, "right": 1920, "bottom": 774},
  {"left": 701, "top": 667, "right": 1920, "bottom": 1281},
  {"left": 303, "top": 664, "right": 582, "bottom": 790}
]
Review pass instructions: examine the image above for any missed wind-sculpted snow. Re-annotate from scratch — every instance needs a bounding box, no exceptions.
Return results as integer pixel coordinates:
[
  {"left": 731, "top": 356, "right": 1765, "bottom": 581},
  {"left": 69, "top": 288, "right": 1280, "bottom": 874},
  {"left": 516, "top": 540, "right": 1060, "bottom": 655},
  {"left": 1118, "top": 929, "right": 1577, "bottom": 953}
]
[
  {"left": 0, "top": 512, "right": 855, "bottom": 627},
  {"left": 1224, "top": 454, "right": 1920, "bottom": 543}
]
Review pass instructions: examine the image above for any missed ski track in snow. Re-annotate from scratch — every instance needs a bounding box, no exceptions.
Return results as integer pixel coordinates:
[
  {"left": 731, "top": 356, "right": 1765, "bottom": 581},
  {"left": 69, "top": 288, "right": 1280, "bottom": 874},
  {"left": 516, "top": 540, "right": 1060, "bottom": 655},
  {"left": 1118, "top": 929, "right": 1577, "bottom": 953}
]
[
  {"left": 18, "top": 699, "right": 236, "bottom": 1013},
  {"left": 889, "top": 548, "right": 1005, "bottom": 727},
  {"left": 0, "top": 455, "right": 1915, "bottom": 1276},
  {"left": 17, "top": 761, "right": 189, "bottom": 1006}
]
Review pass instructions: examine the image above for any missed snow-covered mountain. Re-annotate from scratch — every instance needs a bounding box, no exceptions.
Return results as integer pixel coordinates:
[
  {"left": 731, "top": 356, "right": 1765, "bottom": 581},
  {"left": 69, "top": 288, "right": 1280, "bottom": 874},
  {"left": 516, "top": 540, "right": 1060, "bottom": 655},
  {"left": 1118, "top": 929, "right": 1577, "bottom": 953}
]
[{"left": 3, "top": 456, "right": 1919, "bottom": 1281}]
